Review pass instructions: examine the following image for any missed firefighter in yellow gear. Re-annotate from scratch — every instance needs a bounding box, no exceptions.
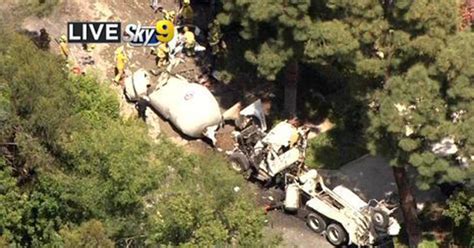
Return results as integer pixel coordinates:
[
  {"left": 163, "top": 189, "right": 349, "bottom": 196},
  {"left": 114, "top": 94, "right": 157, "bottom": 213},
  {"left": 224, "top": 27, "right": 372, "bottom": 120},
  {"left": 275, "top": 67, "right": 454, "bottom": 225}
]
[
  {"left": 179, "top": 0, "right": 193, "bottom": 25},
  {"left": 58, "top": 35, "right": 70, "bottom": 59},
  {"left": 288, "top": 118, "right": 303, "bottom": 147},
  {"left": 155, "top": 42, "right": 169, "bottom": 67},
  {"left": 162, "top": 9, "right": 176, "bottom": 23},
  {"left": 183, "top": 26, "right": 196, "bottom": 57},
  {"left": 114, "top": 46, "right": 128, "bottom": 84},
  {"left": 208, "top": 19, "right": 224, "bottom": 55}
]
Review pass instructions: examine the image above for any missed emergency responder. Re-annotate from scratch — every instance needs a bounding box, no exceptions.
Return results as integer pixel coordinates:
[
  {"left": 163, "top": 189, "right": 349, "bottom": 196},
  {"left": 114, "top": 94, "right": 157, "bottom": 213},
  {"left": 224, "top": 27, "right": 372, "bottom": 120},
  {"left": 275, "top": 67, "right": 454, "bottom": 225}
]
[
  {"left": 182, "top": 26, "right": 196, "bottom": 57},
  {"left": 114, "top": 46, "right": 128, "bottom": 84},
  {"left": 58, "top": 35, "right": 70, "bottom": 59},
  {"left": 154, "top": 42, "right": 170, "bottom": 67},
  {"left": 135, "top": 95, "right": 150, "bottom": 121},
  {"left": 37, "top": 28, "right": 50, "bottom": 50},
  {"left": 179, "top": 0, "right": 193, "bottom": 25},
  {"left": 82, "top": 43, "right": 96, "bottom": 53},
  {"left": 150, "top": 0, "right": 163, "bottom": 13},
  {"left": 288, "top": 117, "right": 303, "bottom": 147},
  {"left": 208, "top": 19, "right": 225, "bottom": 56},
  {"left": 162, "top": 9, "right": 176, "bottom": 23}
]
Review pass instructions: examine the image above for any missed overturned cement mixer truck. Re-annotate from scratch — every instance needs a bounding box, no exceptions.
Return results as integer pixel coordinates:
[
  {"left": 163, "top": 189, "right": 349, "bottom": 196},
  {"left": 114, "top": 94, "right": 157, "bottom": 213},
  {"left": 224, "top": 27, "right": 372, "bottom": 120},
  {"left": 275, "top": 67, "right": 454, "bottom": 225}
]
[{"left": 123, "top": 68, "right": 266, "bottom": 144}]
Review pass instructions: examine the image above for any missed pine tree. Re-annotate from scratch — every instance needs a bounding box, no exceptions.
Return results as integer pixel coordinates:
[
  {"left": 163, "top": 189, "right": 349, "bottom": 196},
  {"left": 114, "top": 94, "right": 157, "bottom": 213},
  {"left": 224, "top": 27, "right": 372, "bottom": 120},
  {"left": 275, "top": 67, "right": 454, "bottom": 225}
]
[
  {"left": 364, "top": 1, "right": 473, "bottom": 245},
  {"left": 217, "top": 0, "right": 358, "bottom": 117}
]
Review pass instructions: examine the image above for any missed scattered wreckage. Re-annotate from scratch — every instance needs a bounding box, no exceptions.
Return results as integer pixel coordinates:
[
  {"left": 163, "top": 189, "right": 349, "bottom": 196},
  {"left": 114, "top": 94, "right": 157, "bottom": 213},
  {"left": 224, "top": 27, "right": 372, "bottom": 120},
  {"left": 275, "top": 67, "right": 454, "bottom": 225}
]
[
  {"left": 124, "top": 67, "right": 401, "bottom": 247},
  {"left": 229, "top": 116, "right": 306, "bottom": 183},
  {"left": 228, "top": 114, "right": 401, "bottom": 247}
]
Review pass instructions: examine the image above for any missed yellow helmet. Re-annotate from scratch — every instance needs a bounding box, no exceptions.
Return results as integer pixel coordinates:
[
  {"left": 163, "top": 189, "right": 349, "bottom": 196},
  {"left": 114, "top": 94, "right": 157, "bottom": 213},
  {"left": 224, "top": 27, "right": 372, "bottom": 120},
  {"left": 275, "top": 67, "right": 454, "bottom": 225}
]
[
  {"left": 183, "top": 26, "right": 189, "bottom": 32},
  {"left": 115, "top": 46, "right": 124, "bottom": 55},
  {"left": 60, "top": 35, "right": 67, "bottom": 42},
  {"left": 183, "top": 0, "right": 190, "bottom": 5},
  {"left": 165, "top": 10, "right": 176, "bottom": 18}
]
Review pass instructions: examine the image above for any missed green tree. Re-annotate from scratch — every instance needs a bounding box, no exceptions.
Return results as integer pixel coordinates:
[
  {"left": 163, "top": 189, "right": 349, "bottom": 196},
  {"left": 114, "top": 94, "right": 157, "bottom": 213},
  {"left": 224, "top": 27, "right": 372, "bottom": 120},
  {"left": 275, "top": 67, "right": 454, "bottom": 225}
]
[
  {"left": 443, "top": 186, "right": 474, "bottom": 246},
  {"left": 364, "top": 1, "right": 473, "bottom": 245},
  {"left": 145, "top": 151, "right": 266, "bottom": 247},
  {"left": 217, "top": 0, "right": 358, "bottom": 117},
  {"left": 60, "top": 220, "right": 114, "bottom": 248},
  {"left": 0, "top": 29, "right": 73, "bottom": 246}
]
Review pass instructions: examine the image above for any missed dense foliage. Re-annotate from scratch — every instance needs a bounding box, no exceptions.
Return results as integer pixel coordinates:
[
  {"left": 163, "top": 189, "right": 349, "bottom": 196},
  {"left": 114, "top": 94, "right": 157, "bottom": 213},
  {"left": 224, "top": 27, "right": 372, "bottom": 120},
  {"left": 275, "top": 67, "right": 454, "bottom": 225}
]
[
  {"left": 443, "top": 186, "right": 474, "bottom": 245},
  {"left": 0, "top": 31, "right": 266, "bottom": 247}
]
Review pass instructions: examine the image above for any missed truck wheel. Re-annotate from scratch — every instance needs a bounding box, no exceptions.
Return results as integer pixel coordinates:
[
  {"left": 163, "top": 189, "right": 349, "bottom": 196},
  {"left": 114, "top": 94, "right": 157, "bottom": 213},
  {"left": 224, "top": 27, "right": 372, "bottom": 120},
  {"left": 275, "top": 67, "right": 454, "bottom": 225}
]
[
  {"left": 229, "top": 152, "right": 250, "bottom": 174},
  {"left": 372, "top": 209, "right": 389, "bottom": 231},
  {"left": 306, "top": 213, "right": 326, "bottom": 234},
  {"left": 326, "top": 223, "right": 348, "bottom": 246}
]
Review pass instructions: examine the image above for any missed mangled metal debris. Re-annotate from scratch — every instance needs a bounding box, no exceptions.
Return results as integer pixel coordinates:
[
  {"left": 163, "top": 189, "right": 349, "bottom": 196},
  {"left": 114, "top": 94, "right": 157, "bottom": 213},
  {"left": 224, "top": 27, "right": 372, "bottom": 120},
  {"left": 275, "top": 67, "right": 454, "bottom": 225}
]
[{"left": 227, "top": 113, "right": 401, "bottom": 246}]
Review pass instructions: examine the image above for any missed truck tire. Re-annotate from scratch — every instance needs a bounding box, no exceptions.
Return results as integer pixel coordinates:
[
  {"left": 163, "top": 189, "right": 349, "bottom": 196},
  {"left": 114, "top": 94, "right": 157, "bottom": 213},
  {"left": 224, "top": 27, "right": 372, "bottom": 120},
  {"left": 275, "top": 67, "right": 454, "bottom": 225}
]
[
  {"left": 306, "top": 212, "right": 326, "bottom": 234},
  {"left": 229, "top": 152, "right": 250, "bottom": 174},
  {"left": 372, "top": 209, "right": 389, "bottom": 231},
  {"left": 326, "top": 223, "right": 348, "bottom": 246}
]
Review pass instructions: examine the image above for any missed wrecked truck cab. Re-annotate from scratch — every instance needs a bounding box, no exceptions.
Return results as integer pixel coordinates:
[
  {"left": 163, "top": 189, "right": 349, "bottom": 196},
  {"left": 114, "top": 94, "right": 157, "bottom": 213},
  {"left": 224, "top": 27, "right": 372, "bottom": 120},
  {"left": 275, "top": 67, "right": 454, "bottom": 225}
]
[{"left": 230, "top": 117, "right": 308, "bottom": 183}]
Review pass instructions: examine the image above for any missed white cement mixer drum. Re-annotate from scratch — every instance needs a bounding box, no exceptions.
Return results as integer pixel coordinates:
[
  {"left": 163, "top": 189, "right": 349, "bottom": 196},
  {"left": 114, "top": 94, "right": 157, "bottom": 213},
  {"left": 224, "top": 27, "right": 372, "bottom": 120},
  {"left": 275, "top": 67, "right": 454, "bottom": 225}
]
[{"left": 148, "top": 77, "right": 221, "bottom": 137}]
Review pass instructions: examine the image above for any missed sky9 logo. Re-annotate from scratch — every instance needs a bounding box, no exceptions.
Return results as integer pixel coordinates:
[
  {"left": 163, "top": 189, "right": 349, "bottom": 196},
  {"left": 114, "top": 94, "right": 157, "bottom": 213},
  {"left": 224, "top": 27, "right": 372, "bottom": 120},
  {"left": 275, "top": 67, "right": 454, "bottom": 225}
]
[
  {"left": 67, "top": 20, "right": 175, "bottom": 46},
  {"left": 155, "top": 20, "right": 174, "bottom": 43}
]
